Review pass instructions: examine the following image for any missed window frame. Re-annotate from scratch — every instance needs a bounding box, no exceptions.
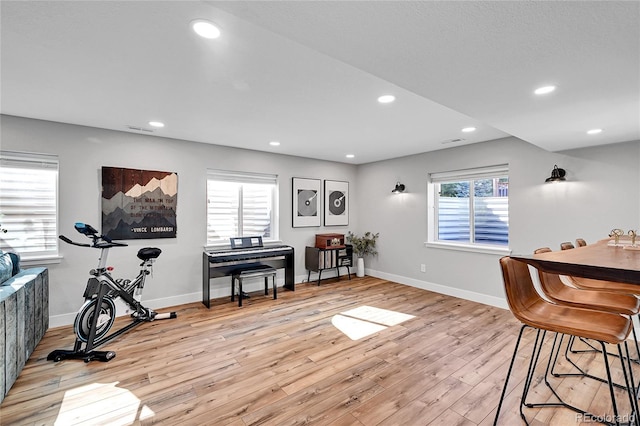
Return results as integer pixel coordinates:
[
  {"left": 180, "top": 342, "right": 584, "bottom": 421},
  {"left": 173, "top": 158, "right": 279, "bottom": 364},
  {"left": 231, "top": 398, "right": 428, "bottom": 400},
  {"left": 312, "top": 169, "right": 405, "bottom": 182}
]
[
  {"left": 205, "top": 169, "right": 279, "bottom": 248},
  {"left": 0, "top": 150, "right": 61, "bottom": 264},
  {"left": 426, "top": 164, "right": 510, "bottom": 255}
]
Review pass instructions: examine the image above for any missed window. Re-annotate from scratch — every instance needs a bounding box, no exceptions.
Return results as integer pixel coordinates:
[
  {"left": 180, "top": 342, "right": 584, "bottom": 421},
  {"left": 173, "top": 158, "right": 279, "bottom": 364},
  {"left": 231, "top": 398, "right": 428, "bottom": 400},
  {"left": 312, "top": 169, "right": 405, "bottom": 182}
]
[
  {"left": 0, "top": 151, "right": 59, "bottom": 259},
  {"left": 428, "top": 164, "right": 508, "bottom": 250},
  {"left": 206, "top": 170, "right": 278, "bottom": 246}
]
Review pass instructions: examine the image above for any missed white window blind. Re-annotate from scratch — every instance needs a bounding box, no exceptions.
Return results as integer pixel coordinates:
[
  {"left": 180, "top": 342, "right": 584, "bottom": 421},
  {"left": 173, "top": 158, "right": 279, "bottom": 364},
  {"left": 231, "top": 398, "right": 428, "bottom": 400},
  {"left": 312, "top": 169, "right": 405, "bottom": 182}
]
[
  {"left": 429, "top": 164, "right": 509, "bottom": 183},
  {"left": 0, "top": 151, "right": 59, "bottom": 258},
  {"left": 428, "top": 164, "right": 509, "bottom": 248},
  {"left": 206, "top": 170, "right": 278, "bottom": 245}
]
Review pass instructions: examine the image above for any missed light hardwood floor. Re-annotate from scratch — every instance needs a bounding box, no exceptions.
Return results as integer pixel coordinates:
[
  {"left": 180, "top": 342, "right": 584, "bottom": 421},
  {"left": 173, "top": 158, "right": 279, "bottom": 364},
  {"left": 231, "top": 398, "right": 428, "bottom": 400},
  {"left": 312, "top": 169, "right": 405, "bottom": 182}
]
[{"left": 0, "top": 276, "right": 636, "bottom": 425}]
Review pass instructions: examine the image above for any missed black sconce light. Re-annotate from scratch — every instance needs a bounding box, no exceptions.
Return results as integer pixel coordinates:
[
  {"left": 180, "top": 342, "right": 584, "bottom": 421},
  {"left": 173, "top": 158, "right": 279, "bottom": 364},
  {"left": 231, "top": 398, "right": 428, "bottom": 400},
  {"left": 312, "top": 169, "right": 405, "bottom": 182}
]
[
  {"left": 545, "top": 165, "right": 566, "bottom": 183},
  {"left": 392, "top": 182, "right": 406, "bottom": 193}
]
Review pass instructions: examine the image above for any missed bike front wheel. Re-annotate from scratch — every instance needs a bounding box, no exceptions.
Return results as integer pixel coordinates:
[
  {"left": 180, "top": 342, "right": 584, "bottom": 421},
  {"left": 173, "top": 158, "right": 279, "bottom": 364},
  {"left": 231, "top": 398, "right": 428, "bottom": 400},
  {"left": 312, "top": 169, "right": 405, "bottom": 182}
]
[{"left": 74, "top": 297, "right": 116, "bottom": 343}]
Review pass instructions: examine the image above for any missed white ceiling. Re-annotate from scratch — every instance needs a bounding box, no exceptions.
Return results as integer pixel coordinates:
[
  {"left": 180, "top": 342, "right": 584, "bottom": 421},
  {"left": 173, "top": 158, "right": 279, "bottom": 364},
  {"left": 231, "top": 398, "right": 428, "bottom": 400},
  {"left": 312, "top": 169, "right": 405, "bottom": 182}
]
[{"left": 1, "top": 1, "right": 638, "bottom": 164}]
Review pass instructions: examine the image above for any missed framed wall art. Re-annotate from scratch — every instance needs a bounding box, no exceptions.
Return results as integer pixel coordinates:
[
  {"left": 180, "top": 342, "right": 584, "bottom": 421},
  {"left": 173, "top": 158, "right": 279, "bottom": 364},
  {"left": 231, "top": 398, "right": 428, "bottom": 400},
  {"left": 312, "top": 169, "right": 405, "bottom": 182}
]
[
  {"left": 292, "top": 177, "right": 321, "bottom": 227},
  {"left": 324, "top": 180, "right": 349, "bottom": 226},
  {"left": 102, "top": 166, "right": 178, "bottom": 240}
]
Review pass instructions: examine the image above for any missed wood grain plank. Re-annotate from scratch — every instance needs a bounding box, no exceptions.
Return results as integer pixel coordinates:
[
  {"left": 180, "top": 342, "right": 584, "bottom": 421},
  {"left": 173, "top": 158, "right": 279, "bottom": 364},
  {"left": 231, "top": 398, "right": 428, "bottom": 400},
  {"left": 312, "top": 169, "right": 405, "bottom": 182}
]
[{"left": 0, "top": 277, "right": 619, "bottom": 425}]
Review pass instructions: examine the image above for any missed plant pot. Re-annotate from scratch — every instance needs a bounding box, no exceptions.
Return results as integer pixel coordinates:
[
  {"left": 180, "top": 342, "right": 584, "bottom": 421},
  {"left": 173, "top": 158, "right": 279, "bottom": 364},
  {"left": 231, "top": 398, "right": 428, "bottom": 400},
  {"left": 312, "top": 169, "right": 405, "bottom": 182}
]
[{"left": 356, "top": 257, "right": 365, "bottom": 277}]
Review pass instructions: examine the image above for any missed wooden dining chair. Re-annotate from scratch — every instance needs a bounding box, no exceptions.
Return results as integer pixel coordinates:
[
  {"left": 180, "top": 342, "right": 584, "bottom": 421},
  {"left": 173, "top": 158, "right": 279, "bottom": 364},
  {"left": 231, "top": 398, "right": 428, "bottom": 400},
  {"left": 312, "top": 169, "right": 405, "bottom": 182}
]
[
  {"left": 550, "top": 243, "right": 640, "bottom": 368},
  {"left": 560, "top": 240, "right": 640, "bottom": 296},
  {"left": 533, "top": 248, "right": 640, "bottom": 317},
  {"left": 560, "top": 241, "right": 575, "bottom": 250},
  {"left": 495, "top": 256, "right": 637, "bottom": 425},
  {"left": 534, "top": 247, "right": 640, "bottom": 381}
]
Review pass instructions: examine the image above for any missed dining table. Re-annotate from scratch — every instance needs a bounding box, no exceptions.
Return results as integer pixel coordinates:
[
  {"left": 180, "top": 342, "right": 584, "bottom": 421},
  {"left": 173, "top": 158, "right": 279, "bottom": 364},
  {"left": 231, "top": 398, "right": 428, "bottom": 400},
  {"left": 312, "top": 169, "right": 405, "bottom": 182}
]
[{"left": 511, "top": 237, "right": 640, "bottom": 285}]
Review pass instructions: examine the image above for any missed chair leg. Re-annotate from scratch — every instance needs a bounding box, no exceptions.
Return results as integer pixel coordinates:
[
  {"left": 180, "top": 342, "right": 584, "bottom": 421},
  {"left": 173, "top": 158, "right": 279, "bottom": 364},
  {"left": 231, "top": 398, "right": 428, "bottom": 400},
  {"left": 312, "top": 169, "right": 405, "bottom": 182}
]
[
  {"left": 264, "top": 276, "right": 269, "bottom": 295},
  {"left": 617, "top": 341, "right": 640, "bottom": 425},
  {"left": 238, "top": 278, "right": 243, "bottom": 307},
  {"left": 600, "top": 344, "right": 621, "bottom": 424},
  {"left": 567, "top": 318, "right": 640, "bottom": 365},
  {"left": 494, "top": 324, "right": 528, "bottom": 425},
  {"left": 521, "top": 330, "right": 550, "bottom": 415},
  {"left": 527, "top": 333, "right": 639, "bottom": 426},
  {"left": 550, "top": 329, "right": 636, "bottom": 391},
  {"left": 551, "top": 335, "right": 628, "bottom": 390}
]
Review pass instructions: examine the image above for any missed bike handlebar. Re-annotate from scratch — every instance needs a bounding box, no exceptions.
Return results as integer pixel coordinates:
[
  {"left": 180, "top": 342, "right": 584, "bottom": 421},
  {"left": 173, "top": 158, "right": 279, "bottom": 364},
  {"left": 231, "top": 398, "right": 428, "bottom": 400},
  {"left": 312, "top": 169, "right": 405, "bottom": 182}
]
[
  {"left": 58, "top": 223, "right": 129, "bottom": 248},
  {"left": 59, "top": 235, "right": 90, "bottom": 247}
]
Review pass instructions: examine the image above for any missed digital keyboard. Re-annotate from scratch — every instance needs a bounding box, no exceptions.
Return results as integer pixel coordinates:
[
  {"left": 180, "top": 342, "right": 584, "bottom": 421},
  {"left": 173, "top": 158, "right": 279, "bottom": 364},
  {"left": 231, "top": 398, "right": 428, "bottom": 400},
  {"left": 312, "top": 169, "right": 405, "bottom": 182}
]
[{"left": 202, "top": 245, "right": 295, "bottom": 308}]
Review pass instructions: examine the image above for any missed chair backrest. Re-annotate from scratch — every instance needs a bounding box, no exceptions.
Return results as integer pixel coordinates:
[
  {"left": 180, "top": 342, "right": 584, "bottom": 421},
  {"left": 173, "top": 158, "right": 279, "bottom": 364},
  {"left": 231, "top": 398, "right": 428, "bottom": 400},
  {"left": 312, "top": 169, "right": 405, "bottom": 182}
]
[
  {"left": 560, "top": 241, "right": 575, "bottom": 250},
  {"left": 533, "top": 247, "right": 567, "bottom": 298},
  {"left": 576, "top": 238, "right": 587, "bottom": 247},
  {"left": 499, "top": 256, "right": 543, "bottom": 322}
]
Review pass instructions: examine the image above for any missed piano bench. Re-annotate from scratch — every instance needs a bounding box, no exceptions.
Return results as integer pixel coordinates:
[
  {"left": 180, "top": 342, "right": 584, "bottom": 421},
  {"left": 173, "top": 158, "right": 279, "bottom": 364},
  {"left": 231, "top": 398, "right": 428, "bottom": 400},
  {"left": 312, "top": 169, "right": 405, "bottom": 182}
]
[{"left": 231, "top": 266, "right": 277, "bottom": 307}]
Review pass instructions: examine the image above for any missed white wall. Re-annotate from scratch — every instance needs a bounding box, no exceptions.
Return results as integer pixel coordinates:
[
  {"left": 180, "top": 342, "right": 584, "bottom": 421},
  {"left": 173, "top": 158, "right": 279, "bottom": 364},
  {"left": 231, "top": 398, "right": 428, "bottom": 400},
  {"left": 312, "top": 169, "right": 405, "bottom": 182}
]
[
  {"left": 355, "top": 137, "right": 640, "bottom": 307},
  {"left": 0, "top": 115, "right": 358, "bottom": 325},
  {"left": 3, "top": 114, "right": 639, "bottom": 324}
]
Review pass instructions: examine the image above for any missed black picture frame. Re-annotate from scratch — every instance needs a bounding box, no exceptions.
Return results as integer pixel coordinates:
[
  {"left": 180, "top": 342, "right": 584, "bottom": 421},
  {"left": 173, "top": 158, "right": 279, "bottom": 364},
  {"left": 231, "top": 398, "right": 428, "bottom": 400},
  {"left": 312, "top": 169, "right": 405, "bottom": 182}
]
[
  {"left": 324, "top": 180, "right": 349, "bottom": 226},
  {"left": 292, "top": 177, "right": 321, "bottom": 227}
]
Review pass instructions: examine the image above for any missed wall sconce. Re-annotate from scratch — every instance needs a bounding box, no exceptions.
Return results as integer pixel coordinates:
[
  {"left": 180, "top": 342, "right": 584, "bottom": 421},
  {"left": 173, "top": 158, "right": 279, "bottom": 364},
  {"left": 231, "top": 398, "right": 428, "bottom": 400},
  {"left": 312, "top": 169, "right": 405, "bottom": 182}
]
[
  {"left": 392, "top": 182, "right": 406, "bottom": 193},
  {"left": 545, "top": 165, "right": 566, "bottom": 183}
]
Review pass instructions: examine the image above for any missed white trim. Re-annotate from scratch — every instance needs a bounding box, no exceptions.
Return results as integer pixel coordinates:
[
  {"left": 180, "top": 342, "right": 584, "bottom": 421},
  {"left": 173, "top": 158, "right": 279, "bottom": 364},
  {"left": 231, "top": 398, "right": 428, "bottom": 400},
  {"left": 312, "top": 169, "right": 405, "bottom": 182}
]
[
  {"left": 365, "top": 268, "right": 509, "bottom": 310},
  {"left": 49, "top": 291, "right": 204, "bottom": 328},
  {"left": 424, "top": 241, "right": 511, "bottom": 256},
  {"left": 19, "top": 255, "right": 63, "bottom": 267},
  {"left": 49, "top": 273, "right": 309, "bottom": 327}
]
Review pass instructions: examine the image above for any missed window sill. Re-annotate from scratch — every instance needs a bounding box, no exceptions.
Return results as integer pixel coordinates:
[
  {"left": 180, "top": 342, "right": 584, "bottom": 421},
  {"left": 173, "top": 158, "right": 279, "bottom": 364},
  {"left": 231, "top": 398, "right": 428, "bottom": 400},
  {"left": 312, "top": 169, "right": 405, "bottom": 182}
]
[
  {"left": 424, "top": 241, "right": 511, "bottom": 256},
  {"left": 19, "top": 255, "right": 63, "bottom": 267}
]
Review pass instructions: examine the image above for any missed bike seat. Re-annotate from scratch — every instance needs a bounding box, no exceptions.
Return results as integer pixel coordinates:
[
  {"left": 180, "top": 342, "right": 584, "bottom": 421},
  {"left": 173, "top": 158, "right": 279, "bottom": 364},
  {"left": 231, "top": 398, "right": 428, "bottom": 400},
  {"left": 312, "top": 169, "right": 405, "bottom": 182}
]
[{"left": 137, "top": 247, "right": 161, "bottom": 260}]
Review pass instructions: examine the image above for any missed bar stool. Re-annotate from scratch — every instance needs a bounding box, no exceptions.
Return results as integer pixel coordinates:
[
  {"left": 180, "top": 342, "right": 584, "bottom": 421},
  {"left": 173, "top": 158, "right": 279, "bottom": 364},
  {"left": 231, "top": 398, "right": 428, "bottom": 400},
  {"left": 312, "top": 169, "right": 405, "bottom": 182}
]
[
  {"left": 558, "top": 241, "right": 640, "bottom": 366},
  {"left": 534, "top": 247, "right": 640, "bottom": 318},
  {"left": 534, "top": 247, "right": 640, "bottom": 383},
  {"left": 560, "top": 241, "right": 640, "bottom": 296},
  {"left": 231, "top": 266, "right": 277, "bottom": 307},
  {"left": 495, "top": 256, "right": 638, "bottom": 425}
]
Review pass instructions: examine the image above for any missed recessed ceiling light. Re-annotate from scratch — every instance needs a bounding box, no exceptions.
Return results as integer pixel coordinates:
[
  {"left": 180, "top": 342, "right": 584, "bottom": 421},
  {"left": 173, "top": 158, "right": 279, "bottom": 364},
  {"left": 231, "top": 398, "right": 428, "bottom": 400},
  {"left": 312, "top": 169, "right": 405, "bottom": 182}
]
[
  {"left": 191, "top": 20, "right": 221, "bottom": 39},
  {"left": 587, "top": 128, "right": 603, "bottom": 135},
  {"left": 269, "top": 141, "right": 280, "bottom": 146},
  {"left": 346, "top": 154, "right": 355, "bottom": 159},
  {"left": 148, "top": 121, "right": 165, "bottom": 128},
  {"left": 461, "top": 127, "right": 476, "bottom": 133},
  {"left": 534, "top": 85, "right": 556, "bottom": 95},
  {"left": 377, "top": 95, "right": 395, "bottom": 104}
]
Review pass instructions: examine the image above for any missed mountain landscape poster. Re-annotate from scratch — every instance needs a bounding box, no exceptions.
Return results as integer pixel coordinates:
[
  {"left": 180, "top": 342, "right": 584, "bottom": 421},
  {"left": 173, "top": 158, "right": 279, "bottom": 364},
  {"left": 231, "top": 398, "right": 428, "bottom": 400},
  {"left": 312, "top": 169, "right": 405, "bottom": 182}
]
[{"left": 101, "top": 166, "right": 178, "bottom": 240}]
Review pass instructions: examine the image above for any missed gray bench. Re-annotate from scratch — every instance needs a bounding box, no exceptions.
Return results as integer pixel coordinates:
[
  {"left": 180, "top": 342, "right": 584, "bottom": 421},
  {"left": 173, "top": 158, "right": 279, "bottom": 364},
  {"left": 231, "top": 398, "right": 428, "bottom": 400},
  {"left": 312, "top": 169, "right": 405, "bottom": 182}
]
[{"left": 231, "top": 266, "right": 277, "bottom": 307}]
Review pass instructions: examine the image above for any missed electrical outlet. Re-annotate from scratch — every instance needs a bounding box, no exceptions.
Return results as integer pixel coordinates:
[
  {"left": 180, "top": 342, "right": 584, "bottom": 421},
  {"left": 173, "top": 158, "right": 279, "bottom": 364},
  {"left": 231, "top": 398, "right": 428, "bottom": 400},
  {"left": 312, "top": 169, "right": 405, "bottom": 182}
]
[{"left": 420, "top": 264, "right": 426, "bottom": 273}]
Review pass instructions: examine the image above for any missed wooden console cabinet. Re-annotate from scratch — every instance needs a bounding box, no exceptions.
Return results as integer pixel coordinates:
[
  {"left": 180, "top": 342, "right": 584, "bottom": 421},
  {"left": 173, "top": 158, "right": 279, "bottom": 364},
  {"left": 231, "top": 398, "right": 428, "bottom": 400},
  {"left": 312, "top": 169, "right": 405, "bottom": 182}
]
[{"left": 305, "top": 244, "right": 353, "bottom": 285}]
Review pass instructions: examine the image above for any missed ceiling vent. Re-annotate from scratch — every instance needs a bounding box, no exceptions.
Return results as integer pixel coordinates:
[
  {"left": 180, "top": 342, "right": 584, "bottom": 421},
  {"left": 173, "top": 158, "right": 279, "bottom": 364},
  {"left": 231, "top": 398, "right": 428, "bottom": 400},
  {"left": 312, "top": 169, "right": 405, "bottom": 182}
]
[
  {"left": 126, "top": 125, "right": 154, "bottom": 133},
  {"left": 441, "top": 138, "right": 465, "bottom": 145}
]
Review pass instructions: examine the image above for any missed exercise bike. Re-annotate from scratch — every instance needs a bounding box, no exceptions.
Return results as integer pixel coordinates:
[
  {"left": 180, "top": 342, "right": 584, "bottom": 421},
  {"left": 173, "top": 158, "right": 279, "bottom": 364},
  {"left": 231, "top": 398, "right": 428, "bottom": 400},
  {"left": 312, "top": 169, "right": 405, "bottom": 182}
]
[{"left": 48, "top": 223, "right": 176, "bottom": 363}]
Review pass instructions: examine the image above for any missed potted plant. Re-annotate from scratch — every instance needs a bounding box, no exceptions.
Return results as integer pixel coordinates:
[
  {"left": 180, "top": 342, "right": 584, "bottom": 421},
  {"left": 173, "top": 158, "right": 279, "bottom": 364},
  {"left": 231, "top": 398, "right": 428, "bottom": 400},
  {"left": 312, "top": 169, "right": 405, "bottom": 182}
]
[{"left": 346, "top": 231, "right": 379, "bottom": 277}]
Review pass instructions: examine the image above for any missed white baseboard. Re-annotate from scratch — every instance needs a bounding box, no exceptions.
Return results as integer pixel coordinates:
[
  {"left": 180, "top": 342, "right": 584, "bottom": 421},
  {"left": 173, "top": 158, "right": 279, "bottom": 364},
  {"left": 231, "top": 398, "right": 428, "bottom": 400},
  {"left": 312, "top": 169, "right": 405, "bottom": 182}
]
[
  {"left": 49, "top": 291, "right": 203, "bottom": 328},
  {"left": 365, "top": 268, "right": 509, "bottom": 310},
  {"left": 48, "top": 271, "right": 507, "bottom": 328},
  {"left": 49, "top": 274, "right": 315, "bottom": 328}
]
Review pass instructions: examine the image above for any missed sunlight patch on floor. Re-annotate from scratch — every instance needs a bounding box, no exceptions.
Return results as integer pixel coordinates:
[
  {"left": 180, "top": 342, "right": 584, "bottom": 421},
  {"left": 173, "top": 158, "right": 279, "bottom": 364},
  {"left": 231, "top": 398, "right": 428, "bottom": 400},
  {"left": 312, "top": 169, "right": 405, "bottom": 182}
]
[
  {"left": 55, "top": 381, "right": 154, "bottom": 425},
  {"left": 332, "top": 314, "right": 387, "bottom": 340},
  {"left": 332, "top": 305, "right": 416, "bottom": 340}
]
